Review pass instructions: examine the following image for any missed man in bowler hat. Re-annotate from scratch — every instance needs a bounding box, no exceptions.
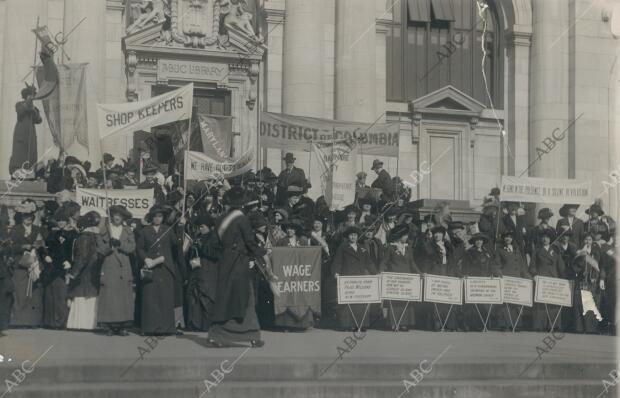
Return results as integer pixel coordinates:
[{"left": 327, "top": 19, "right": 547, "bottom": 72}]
[{"left": 275, "top": 152, "right": 306, "bottom": 206}]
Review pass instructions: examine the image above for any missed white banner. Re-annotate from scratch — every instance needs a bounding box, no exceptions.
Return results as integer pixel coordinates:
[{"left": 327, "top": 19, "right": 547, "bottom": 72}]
[
  {"left": 501, "top": 276, "right": 534, "bottom": 307},
  {"left": 184, "top": 148, "right": 254, "bottom": 181},
  {"left": 423, "top": 274, "right": 463, "bottom": 305},
  {"left": 534, "top": 276, "right": 573, "bottom": 307},
  {"left": 337, "top": 275, "right": 382, "bottom": 304},
  {"left": 380, "top": 273, "right": 422, "bottom": 301},
  {"left": 312, "top": 139, "right": 357, "bottom": 211},
  {"left": 464, "top": 277, "right": 503, "bottom": 305},
  {"left": 76, "top": 187, "right": 154, "bottom": 218},
  {"left": 97, "top": 83, "right": 193, "bottom": 139},
  {"left": 500, "top": 176, "right": 591, "bottom": 205}
]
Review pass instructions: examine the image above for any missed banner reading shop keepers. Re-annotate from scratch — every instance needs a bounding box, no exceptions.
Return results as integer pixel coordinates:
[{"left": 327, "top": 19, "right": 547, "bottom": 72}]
[
  {"left": 97, "top": 83, "right": 193, "bottom": 139},
  {"left": 76, "top": 187, "right": 154, "bottom": 218},
  {"left": 271, "top": 247, "right": 322, "bottom": 319},
  {"left": 184, "top": 148, "right": 253, "bottom": 180}
]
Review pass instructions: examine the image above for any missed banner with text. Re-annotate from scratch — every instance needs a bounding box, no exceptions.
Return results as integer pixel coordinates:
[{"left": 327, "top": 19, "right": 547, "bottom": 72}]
[
  {"left": 534, "top": 276, "right": 572, "bottom": 307},
  {"left": 500, "top": 176, "right": 591, "bottom": 205},
  {"left": 184, "top": 148, "right": 253, "bottom": 181},
  {"left": 501, "top": 277, "right": 533, "bottom": 307},
  {"left": 312, "top": 139, "right": 357, "bottom": 210},
  {"left": 464, "top": 277, "right": 503, "bottom": 305},
  {"left": 380, "top": 273, "right": 422, "bottom": 301},
  {"left": 260, "top": 111, "right": 399, "bottom": 157},
  {"left": 198, "top": 114, "right": 232, "bottom": 160},
  {"left": 423, "top": 274, "right": 463, "bottom": 305},
  {"left": 271, "top": 247, "right": 322, "bottom": 318},
  {"left": 76, "top": 188, "right": 154, "bottom": 218},
  {"left": 337, "top": 275, "right": 382, "bottom": 304},
  {"left": 97, "top": 83, "right": 193, "bottom": 139}
]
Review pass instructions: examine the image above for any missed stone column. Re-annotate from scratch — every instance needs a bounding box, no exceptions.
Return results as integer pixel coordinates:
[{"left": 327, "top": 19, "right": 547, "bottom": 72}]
[
  {"left": 335, "top": 0, "right": 376, "bottom": 123},
  {"left": 505, "top": 29, "right": 531, "bottom": 177},
  {"left": 529, "top": 0, "right": 569, "bottom": 179},
  {"left": 0, "top": 0, "right": 48, "bottom": 180},
  {"left": 281, "top": 0, "right": 325, "bottom": 197}
]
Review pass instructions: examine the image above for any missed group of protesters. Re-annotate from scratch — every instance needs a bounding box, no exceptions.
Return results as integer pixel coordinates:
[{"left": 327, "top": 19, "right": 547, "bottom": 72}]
[{"left": 0, "top": 150, "right": 616, "bottom": 347}]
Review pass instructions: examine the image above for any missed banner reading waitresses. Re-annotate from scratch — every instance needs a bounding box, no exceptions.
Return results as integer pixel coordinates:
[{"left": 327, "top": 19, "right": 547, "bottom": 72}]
[
  {"left": 500, "top": 176, "right": 591, "bottom": 205},
  {"left": 97, "top": 83, "right": 193, "bottom": 139},
  {"left": 260, "top": 112, "right": 399, "bottom": 157},
  {"left": 76, "top": 188, "right": 154, "bottom": 218},
  {"left": 184, "top": 148, "right": 253, "bottom": 180},
  {"left": 271, "top": 247, "right": 322, "bottom": 318}
]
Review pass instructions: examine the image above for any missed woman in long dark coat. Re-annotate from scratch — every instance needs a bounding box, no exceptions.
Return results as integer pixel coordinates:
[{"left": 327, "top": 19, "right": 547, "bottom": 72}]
[
  {"left": 42, "top": 209, "right": 77, "bottom": 329},
  {"left": 529, "top": 228, "right": 566, "bottom": 332},
  {"left": 10, "top": 205, "right": 44, "bottom": 328},
  {"left": 97, "top": 205, "right": 135, "bottom": 336},
  {"left": 495, "top": 231, "right": 530, "bottom": 331},
  {"left": 0, "top": 229, "right": 13, "bottom": 334},
  {"left": 66, "top": 211, "right": 102, "bottom": 330},
  {"left": 573, "top": 234, "right": 605, "bottom": 334},
  {"left": 136, "top": 205, "right": 181, "bottom": 336},
  {"left": 9, "top": 86, "right": 42, "bottom": 175},
  {"left": 207, "top": 187, "right": 267, "bottom": 347},
  {"left": 331, "top": 226, "right": 377, "bottom": 331},
  {"left": 381, "top": 224, "right": 421, "bottom": 331}
]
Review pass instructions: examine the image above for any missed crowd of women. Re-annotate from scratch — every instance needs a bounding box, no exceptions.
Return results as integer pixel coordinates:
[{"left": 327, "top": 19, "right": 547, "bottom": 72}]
[{"left": 0, "top": 157, "right": 616, "bottom": 346}]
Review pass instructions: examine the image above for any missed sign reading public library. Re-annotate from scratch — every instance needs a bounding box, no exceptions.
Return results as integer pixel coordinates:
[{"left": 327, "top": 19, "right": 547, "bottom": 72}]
[
  {"left": 157, "top": 60, "right": 229, "bottom": 83},
  {"left": 380, "top": 273, "right": 422, "bottom": 301},
  {"left": 337, "top": 275, "right": 382, "bottom": 304}
]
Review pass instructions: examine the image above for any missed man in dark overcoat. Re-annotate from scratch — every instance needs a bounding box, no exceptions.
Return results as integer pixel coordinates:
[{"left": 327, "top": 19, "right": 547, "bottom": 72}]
[
  {"left": 275, "top": 153, "right": 306, "bottom": 206},
  {"left": 370, "top": 159, "right": 394, "bottom": 201}
]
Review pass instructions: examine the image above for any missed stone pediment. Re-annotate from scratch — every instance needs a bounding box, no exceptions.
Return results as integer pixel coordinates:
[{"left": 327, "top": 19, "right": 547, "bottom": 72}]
[
  {"left": 122, "top": 22, "right": 266, "bottom": 61},
  {"left": 409, "top": 85, "right": 486, "bottom": 118}
]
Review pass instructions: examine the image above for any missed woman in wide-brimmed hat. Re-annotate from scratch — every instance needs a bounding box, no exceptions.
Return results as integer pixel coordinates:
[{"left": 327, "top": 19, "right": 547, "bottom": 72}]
[
  {"left": 527, "top": 208, "right": 557, "bottom": 255},
  {"left": 276, "top": 219, "right": 309, "bottom": 248},
  {"left": 556, "top": 203, "right": 584, "bottom": 247},
  {"left": 96, "top": 205, "right": 135, "bottom": 336},
  {"left": 9, "top": 200, "right": 45, "bottom": 327},
  {"left": 331, "top": 225, "right": 377, "bottom": 331},
  {"left": 65, "top": 211, "right": 101, "bottom": 330},
  {"left": 41, "top": 208, "right": 78, "bottom": 329},
  {"left": 495, "top": 230, "right": 530, "bottom": 331},
  {"left": 381, "top": 223, "right": 422, "bottom": 331},
  {"left": 136, "top": 204, "right": 180, "bottom": 335}
]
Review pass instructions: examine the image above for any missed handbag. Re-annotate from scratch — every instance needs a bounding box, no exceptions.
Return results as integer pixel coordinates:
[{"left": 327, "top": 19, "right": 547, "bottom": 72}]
[{"left": 140, "top": 267, "right": 154, "bottom": 283}]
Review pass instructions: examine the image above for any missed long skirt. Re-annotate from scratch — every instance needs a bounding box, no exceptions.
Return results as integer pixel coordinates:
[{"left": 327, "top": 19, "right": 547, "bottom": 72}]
[
  {"left": 387, "top": 300, "right": 415, "bottom": 329},
  {"left": 67, "top": 297, "right": 97, "bottom": 330},
  {"left": 209, "top": 282, "right": 260, "bottom": 343},
  {"left": 43, "top": 277, "right": 69, "bottom": 328},
  {"left": 335, "top": 303, "right": 371, "bottom": 330},
  {"left": 97, "top": 276, "right": 134, "bottom": 325},
  {"left": 533, "top": 303, "right": 562, "bottom": 331},
  {"left": 11, "top": 269, "right": 43, "bottom": 327},
  {"left": 464, "top": 304, "right": 493, "bottom": 331},
  {"left": 495, "top": 303, "right": 525, "bottom": 331},
  {"left": 274, "top": 308, "right": 314, "bottom": 330},
  {"left": 141, "top": 265, "right": 176, "bottom": 335},
  {"left": 427, "top": 303, "right": 458, "bottom": 331}
]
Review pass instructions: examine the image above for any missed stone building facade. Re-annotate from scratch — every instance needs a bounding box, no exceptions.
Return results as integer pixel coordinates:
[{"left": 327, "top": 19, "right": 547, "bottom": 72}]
[{"left": 0, "top": 0, "right": 618, "bottom": 219}]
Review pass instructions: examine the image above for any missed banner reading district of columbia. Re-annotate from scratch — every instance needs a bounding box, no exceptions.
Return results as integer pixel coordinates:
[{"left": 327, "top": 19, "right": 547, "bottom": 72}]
[
  {"left": 260, "top": 111, "right": 399, "bottom": 157},
  {"left": 271, "top": 247, "right": 322, "bottom": 319},
  {"left": 184, "top": 147, "right": 254, "bottom": 180},
  {"left": 76, "top": 188, "right": 154, "bottom": 218},
  {"left": 97, "top": 83, "right": 193, "bottom": 139},
  {"left": 500, "top": 176, "right": 591, "bottom": 205}
]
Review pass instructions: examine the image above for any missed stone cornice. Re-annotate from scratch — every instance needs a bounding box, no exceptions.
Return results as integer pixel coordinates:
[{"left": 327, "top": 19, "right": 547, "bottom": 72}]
[{"left": 506, "top": 29, "right": 532, "bottom": 47}]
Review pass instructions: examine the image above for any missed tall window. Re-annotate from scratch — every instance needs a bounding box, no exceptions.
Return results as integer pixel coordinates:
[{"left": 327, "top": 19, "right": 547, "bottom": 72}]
[{"left": 386, "top": 0, "right": 503, "bottom": 107}]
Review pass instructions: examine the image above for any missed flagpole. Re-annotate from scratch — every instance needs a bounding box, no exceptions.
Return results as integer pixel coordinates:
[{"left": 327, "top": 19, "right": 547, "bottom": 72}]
[{"left": 181, "top": 111, "right": 192, "bottom": 219}]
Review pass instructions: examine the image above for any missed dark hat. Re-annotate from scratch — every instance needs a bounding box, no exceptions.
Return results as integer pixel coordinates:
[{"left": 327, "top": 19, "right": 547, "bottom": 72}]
[
  {"left": 344, "top": 204, "right": 361, "bottom": 217},
  {"left": 145, "top": 204, "right": 172, "bottom": 222},
  {"left": 398, "top": 209, "right": 414, "bottom": 219},
  {"left": 371, "top": 159, "right": 383, "bottom": 170},
  {"left": 64, "top": 156, "right": 81, "bottom": 166},
  {"left": 142, "top": 165, "right": 158, "bottom": 175},
  {"left": 505, "top": 201, "right": 520, "bottom": 211},
  {"left": 448, "top": 221, "right": 465, "bottom": 230},
  {"left": 223, "top": 186, "right": 247, "bottom": 208},
  {"left": 273, "top": 208, "right": 289, "bottom": 220},
  {"left": 539, "top": 228, "right": 555, "bottom": 239},
  {"left": 468, "top": 232, "right": 489, "bottom": 245},
  {"left": 53, "top": 208, "right": 70, "bottom": 222},
  {"left": 559, "top": 204, "right": 579, "bottom": 217},
  {"left": 431, "top": 225, "right": 446, "bottom": 235},
  {"left": 78, "top": 211, "right": 101, "bottom": 229},
  {"left": 103, "top": 153, "right": 115, "bottom": 163},
  {"left": 195, "top": 213, "right": 215, "bottom": 228},
  {"left": 356, "top": 171, "right": 367, "bottom": 179},
  {"left": 286, "top": 185, "right": 304, "bottom": 197},
  {"left": 423, "top": 214, "right": 435, "bottom": 224},
  {"left": 249, "top": 212, "right": 268, "bottom": 230},
  {"left": 586, "top": 204, "right": 604, "bottom": 216},
  {"left": 537, "top": 208, "right": 554, "bottom": 220},
  {"left": 256, "top": 167, "right": 277, "bottom": 181},
  {"left": 501, "top": 230, "right": 515, "bottom": 239},
  {"left": 383, "top": 207, "right": 399, "bottom": 220},
  {"left": 489, "top": 187, "right": 501, "bottom": 196},
  {"left": 108, "top": 205, "right": 132, "bottom": 220},
  {"left": 167, "top": 190, "right": 184, "bottom": 205},
  {"left": 283, "top": 219, "right": 305, "bottom": 234},
  {"left": 283, "top": 152, "right": 296, "bottom": 162},
  {"left": 389, "top": 224, "right": 409, "bottom": 242},
  {"left": 343, "top": 225, "right": 362, "bottom": 237},
  {"left": 21, "top": 84, "right": 36, "bottom": 98},
  {"left": 358, "top": 197, "right": 374, "bottom": 210}
]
